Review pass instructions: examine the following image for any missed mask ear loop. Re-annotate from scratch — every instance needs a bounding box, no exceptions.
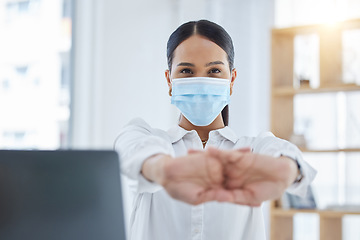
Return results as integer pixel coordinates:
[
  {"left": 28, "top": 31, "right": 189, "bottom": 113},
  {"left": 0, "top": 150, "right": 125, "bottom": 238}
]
[
  {"left": 167, "top": 70, "right": 173, "bottom": 96},
  {"left": 168, "top": 78, "right": 173, "bottom": 96}
]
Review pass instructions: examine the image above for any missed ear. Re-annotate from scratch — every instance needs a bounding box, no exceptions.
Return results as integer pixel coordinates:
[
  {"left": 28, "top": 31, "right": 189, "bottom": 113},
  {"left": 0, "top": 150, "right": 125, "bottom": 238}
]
[
  {"left": 165, "top": 69, "right": 172, "bottom": 96},
  {"left": 230, "top": 68, "right": 237, "bottom": 95}
]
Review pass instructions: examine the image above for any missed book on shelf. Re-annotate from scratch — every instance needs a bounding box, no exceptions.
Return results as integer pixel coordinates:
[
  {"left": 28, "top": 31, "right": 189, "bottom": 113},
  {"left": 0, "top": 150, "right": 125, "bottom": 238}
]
[
  {"left": 325, "top": 204, "right": 360, "bottom": 212},
  {"left": 280, "top": 185, "right": 317, "bottom": 210}
]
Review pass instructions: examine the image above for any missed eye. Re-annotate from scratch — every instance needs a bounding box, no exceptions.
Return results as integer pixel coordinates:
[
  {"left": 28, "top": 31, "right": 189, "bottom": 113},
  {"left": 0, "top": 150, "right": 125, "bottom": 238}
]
[
  {"left": 208, "top": 68, "right": 221, "bottom": 74},
  {"left": 180, "top": 68, "right": 193, "bottom": 74}
]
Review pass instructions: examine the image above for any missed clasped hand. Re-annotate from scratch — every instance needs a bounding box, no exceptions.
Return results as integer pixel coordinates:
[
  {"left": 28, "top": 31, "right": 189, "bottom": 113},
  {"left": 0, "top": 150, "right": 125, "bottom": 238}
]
[{"left": 142, "top": 147, "right": 298, "bottom": 206}]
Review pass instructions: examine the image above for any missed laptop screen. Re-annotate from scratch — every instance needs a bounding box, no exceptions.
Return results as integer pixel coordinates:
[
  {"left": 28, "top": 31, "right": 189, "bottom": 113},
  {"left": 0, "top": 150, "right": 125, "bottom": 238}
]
[{"left": 0, "top": 150, "right": 126, "bottom": 240}]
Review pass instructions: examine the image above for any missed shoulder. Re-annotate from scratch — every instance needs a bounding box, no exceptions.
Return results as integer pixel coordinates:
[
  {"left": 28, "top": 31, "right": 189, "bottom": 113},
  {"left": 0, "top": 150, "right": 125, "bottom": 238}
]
[
  {"left": 234, "top": 131, "right": 286, "bottom": 149},
  {"left": 245, "top": 131, "right": 299, "bottom": 156},
  {"left": 121, "top": 117, "right": 171, "bottom": 139},
  {"left": 250, "top": 132, "right": 280, "bottom": 146},
  {"left": 124, "top": 117, "right": 152, "bottom": 130}
]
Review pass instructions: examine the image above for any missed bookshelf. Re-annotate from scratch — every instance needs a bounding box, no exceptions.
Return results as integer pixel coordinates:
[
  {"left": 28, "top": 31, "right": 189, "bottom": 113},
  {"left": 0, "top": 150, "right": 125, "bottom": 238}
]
[{"left": 270, "top": 19, "right": 360, "bottom": 240}]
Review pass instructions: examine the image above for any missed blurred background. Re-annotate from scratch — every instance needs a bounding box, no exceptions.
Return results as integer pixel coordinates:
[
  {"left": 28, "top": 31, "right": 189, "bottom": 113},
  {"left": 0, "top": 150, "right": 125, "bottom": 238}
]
[{"left": 1, "top": 0, "right": 360, "bottom": 239}]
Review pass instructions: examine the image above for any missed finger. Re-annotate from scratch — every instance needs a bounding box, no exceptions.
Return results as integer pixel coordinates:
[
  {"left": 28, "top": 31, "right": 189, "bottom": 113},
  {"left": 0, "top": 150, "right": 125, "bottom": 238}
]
[
  {"left": 206, "top": 147, "right": 222, "bottom": 158},
  {"left": 207, "top": 149, "right": 248, "bottom": 182},
  {"left": 170, "top": 183, "right": 219, "bottom": 206},
  {"left": 225, "top": 176, "right": 247, "bottom": 189},
  {"left": 236, "top": 147, "right": 252, "bottom": 153},
  {"left": 187, "top": 148, "right": 225, "bottom": 185},
  {"left": 198, "top": 189, "right": 217, "bottom": 204},
  {"left": 214, "top": 188, "right": 235, "bottom": 203},
  {"left": 207, "top": 147, "right": 250, "bottom": 160},
  {"left": 231, "top": 189, "right": 261, "bottom": 207},
  {"left": 224, "top": 152, "right": 254, "bottom": 178},
  {"left": 200, "top": 188, "right": 235, "bottom": 203},
  {"left": 225, "top": 173, "right": 264, "bottom": 189},
  {"left": 225, "top": 150, "right": 247, "bottom": 163},
  {"left": 188, "top": 149, "right": 203, "bottom": 154},
  {"left": 205, "top": 157, "right": 224, "bottom": 185},
  {"left": 206, "top": 147, "right": 232, "bottom": 164},
  {"left": 207, "top": 147, "right": 244, "bottom": 164}
]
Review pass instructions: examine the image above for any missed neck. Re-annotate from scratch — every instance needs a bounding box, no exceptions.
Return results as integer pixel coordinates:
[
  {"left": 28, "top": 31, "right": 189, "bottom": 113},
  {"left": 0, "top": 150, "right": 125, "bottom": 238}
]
[{"left": 178, "top": 114, "right": 225, "bottom": 141}]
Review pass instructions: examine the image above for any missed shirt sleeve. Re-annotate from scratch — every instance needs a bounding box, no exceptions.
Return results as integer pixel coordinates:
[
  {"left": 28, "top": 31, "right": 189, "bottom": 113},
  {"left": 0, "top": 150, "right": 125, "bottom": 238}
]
[
  {"left": 250, "top": 132, "right": 317, "bottom": 198},
  {"left": 114, "top": 118, "right": 174, "bottom": 194}
]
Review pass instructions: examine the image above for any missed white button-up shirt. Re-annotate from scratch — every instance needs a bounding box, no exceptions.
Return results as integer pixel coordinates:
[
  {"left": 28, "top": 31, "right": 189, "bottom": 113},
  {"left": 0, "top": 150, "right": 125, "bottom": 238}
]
[{"left": 114, "top": 118, "right": 316, "bottom": 240}]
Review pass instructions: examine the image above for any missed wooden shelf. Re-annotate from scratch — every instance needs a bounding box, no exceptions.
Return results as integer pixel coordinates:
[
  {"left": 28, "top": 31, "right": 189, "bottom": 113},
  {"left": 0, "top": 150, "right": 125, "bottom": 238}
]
[
  {"left": 273, "top": 85, "right": 360, "bottom": 96},
  {"left": 272, "top": 208, "right": 360, "bottom": 217},
  {"left": 300, "top": 148, "right": 360, "bottom": 153},
  {"left": 271, "top": 208, "right": 360, "bottom": 240},
  {"left": 270, "top": 18, "right": 360, "bottom": 240},
  {"left": 272, "top": 18, "right": 360, "bottom": 35}
]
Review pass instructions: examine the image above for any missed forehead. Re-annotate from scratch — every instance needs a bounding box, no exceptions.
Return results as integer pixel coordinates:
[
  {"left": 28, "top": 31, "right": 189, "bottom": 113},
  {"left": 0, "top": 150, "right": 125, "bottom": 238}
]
[{"left": 172, "top": 35, "right": 228, "bottom": 66}]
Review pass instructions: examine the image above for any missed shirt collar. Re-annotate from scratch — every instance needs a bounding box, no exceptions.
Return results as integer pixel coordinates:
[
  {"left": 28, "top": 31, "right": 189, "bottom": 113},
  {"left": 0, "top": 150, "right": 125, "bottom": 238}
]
[
  {"left": 167, "top": 125, "right": 193, "bottom": 144},
  {"left": 217, "top": 126, "right": 238, "bottom": 144},
  {"left": 167, "top": 125, "right": 238, "bottom": 144}
]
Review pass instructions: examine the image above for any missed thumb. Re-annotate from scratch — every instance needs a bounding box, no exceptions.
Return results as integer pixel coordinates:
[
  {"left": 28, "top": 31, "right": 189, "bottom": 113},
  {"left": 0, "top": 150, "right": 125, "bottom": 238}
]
[
  {"left": 237, "top": 147, "right": 252, "bottom": 153},
  {"left": 206, "top": 146, "right": 222, "bottom": 157},
  {"left": 206, "top": 147, "right": 235, "bottom": 164},
  {"left": 188, "top": 149, "right": 203, "bottom": 154}
]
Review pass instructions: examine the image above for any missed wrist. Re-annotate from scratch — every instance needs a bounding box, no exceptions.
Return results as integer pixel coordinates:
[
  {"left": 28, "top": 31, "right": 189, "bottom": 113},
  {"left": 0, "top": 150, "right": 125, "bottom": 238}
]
[
  {"left": 141, "top": 154, "right": 172, "bottom": 185},
  {"left": 280, "top": 156, "right": 300, "bottom": 186},
  {"left": 292, "top": 158, "right": 303, "bottom": 183}
]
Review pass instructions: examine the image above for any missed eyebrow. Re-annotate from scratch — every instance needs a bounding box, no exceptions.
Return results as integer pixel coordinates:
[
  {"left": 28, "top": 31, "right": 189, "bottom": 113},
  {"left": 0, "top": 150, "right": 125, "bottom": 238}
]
[
  {"left": 176, "top": 61, "right": 225, "bottom": 67},
  {"left": 205, "top": 61, "right": 225, "bottom": 67},
  {"left": 177, "top": 62, "right": 195, "bottom": 67}
]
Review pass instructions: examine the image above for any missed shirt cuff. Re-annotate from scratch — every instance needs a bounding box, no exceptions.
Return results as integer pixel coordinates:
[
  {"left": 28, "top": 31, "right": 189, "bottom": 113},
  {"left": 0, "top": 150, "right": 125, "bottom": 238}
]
[{"left": 273, "top": 149, "right": 317, "bottom": 198}]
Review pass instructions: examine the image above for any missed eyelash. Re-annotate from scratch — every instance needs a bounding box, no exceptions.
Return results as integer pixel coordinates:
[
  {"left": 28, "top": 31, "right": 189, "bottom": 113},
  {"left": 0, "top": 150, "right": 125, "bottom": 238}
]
[
  {"left": 179, "top": 68, "right": 222, "bottom": 75},
  {"left": 179, "top": 68, "right": 193, "bottom": 74},
  {"left": 208, "top": 68, "right": 221, "bottom": 74}
]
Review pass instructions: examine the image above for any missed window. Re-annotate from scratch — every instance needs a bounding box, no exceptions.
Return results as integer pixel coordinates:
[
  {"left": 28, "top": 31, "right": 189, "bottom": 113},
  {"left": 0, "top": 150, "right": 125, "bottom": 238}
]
[
  {"left": 342, "top": 29, "right": 360, "bottom": 85},
  {"left": 5, "top": 0, "right": 41, "bottom": 22},
  {"left": 275, "top": 0, "right": 360, "bottom": 27},
  {"left": 0, "top": 0, "right": 73, "bottom": 149}
]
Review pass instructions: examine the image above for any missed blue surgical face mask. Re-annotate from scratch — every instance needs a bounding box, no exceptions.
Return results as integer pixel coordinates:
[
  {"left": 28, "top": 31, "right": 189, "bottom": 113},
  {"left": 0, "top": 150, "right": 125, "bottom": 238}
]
[{"left": 171, "top": 77, "right": 231, "bottom": 126}]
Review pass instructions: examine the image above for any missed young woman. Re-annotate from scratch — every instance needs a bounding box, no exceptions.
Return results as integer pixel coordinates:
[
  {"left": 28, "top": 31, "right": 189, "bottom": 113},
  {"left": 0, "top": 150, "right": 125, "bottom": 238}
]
[{"left": 115, "top": 20, "right": 316, "bottom": 240}]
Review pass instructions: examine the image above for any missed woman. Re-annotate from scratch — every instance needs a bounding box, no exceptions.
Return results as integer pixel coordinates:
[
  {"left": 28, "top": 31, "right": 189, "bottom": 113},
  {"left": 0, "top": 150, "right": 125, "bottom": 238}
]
[{"left": 115, "top": 20, "right": 316, "bottom": 240}]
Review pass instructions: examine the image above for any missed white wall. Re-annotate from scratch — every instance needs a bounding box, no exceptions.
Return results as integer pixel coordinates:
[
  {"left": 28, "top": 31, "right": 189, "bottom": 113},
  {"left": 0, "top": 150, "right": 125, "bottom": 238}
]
[
  {"left": 216, "top": 0, "right": 275, "bottom": 137},
  {"left": 71, "top": 0, "right": 179, "bottom": 149},
  {"left": 72, "top": 0, "right": 274, "bottom": 148},
  {"left": 71, "top": 0, "right": 274, "bottom": 238}
]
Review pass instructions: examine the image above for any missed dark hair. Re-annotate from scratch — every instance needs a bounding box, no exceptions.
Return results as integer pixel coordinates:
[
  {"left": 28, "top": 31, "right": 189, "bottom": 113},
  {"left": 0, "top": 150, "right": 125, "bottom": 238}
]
[{"left": 166, "top": 20, "right": 234, "bottom": 126}]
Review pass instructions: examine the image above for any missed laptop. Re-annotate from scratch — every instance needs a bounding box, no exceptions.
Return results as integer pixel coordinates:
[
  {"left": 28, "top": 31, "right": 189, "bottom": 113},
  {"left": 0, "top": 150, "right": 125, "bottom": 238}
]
[{"left": 0, "top": 150, "right": 126, "bottom": 240}]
